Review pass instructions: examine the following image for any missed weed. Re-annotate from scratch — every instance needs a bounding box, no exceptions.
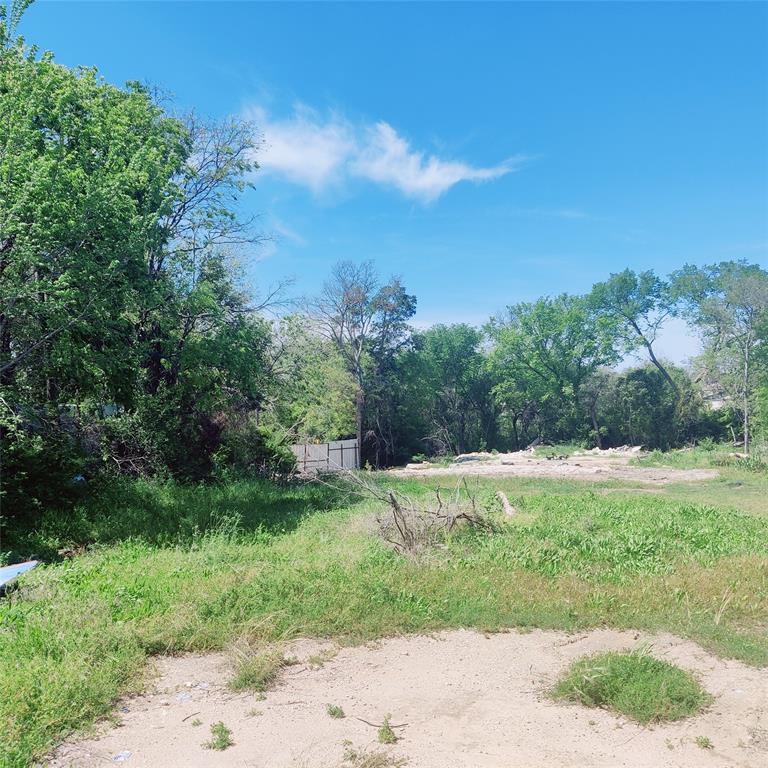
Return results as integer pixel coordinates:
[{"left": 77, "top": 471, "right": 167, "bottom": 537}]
[
  {"left": 190, "top": 718, "right": 202, "bottom": 727},
  {"left": 308, "top": 648, "right": 338, "bottom": 669},
  {"left": 695, "top": 735, "right": 714, "bottom": 749},
  {"left": 551, "top": 648, "right": 712, "bottom": 724},
  {"left": 378, "top": 714, "right": 397, "bottom": 744},
  {"left": 203, "top": 721, "right": 233, "bottom": 751},
  {"left": 327, "top": 704, "right": 345, "bottom": 719}
]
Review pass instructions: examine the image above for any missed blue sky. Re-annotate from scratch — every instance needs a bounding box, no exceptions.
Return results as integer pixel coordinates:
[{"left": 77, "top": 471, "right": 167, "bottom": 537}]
[{"left": 19, "top": 1, "right": 768, "bottom": 361}]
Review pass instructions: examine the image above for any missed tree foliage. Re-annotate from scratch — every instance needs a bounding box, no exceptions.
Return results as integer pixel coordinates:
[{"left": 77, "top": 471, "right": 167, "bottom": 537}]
[{"left": 672, "top": 261, "right": 768, "bottom": 452}]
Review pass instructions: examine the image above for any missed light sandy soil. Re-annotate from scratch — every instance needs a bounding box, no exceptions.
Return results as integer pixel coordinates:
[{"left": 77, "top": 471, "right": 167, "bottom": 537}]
[
  {"left": 48, "top": 629, "right": 767, "bottom": 768},
  {"left": 389, "top": 451, "right": 718, "bottom": 484}
]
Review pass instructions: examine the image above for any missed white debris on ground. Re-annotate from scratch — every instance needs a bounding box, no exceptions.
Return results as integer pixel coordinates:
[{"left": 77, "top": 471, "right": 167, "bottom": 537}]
[{"left": 393, "top": 447, "right": 717, "bottom": 484}]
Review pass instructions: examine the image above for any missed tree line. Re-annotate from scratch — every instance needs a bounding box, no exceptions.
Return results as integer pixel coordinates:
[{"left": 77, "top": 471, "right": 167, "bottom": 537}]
[
  {"left": 296, "top": 259, "right": 767, "bottom": 467},
  {"left": 1, "top": 8, "right": 767, "bottom": 523}
]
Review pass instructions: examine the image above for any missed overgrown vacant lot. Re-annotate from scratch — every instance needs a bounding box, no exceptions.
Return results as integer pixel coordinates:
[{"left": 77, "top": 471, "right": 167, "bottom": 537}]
[{"left": 1, "top": 451, "right": 767, "bottom": 767}]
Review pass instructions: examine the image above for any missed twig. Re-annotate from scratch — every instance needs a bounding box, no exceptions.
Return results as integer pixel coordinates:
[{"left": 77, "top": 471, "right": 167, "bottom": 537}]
[{"left": 354, "top": 717, "right": 408, "bottom": 729}]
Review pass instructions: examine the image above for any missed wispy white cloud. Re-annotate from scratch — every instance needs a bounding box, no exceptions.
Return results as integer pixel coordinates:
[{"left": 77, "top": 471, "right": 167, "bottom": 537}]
[
  {"left": 351, "top": 122, "right": 525, "bottom": 202},
  {"left": 499, "top": 206, "right": 590, "bottom": 220},
  {"left": 246, "top": 104, "right": 525, "bottom": 203},
  {"left": 270, "top": 216, "right": 307, "bottom": 246}
]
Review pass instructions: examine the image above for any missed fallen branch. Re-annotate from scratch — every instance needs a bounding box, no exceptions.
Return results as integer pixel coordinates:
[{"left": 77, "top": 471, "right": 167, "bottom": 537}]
[{"left": 354, "top": 717, "right": 408, "bottom": 729}]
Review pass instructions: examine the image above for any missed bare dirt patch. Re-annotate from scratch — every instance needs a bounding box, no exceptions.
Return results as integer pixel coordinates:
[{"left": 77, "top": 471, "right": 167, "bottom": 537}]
[
  {"left": 391, "top": 450, "right": 718, "bottom": 484},
  {"left": 48, "top": 629, "right": 767, "bottom": 768}
]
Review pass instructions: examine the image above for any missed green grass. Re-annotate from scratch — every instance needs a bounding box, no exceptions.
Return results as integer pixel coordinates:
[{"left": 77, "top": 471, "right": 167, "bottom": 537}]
[
  {"left": 633, "top": 443, "right": 768, "bottom": 475},
  {"left": 630, "top": 445, "right": 768, "bottom": 515},
  {"left": 1, "top": 470, "right": 767, "bottom": 767},
  {"left": 551, "top": 648, "right": 712, "bottom": 724},
  {"left": 1, "top": 475, "right": 344, "bottom": 562},
  {"left": 228, "top": 641, "right": 288, "bottom": 692},
  {"left": 327, "top": 703, "right": 345, "bottom": 719},
  {"left": 342, "top": 745, "right": 406, "bottom": 767}
]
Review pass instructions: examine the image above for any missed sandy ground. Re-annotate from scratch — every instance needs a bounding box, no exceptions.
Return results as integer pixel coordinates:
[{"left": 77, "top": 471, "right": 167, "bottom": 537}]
[
  {"left": 48, "top": 629, "right": 767, "bottom": 768},
  {"left": 389, "top": 450, "right": 718, "bottom": 484}
]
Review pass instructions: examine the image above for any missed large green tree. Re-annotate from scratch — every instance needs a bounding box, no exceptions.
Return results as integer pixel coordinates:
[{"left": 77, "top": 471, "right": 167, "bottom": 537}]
[
  {"left": 672, "top": 261, "right": 768, "bottom": 453},
  {"left": 311, "top": 261, "right": 416, "bottom": 464},
  {"left": 589, "top": 269, "right": 679, "bottom": 396},
  {"left": 397, "top": 324, "right": 495, "bottom": 455},
  {"left": 268, "top": 315, "right": 356, "bottom": 443},
  {"left": 0, "top": 35, "right": 186, "bottom": 402},
  {"left": 0, "top": 14, "right": 283, "bottom": 515},
  {"left": 487, "top": 294, "right": 621, "bottom": 444}
]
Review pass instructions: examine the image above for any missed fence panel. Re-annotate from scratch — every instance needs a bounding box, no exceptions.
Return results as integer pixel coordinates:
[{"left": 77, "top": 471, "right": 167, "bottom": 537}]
[{"left": 290, "top": 439, "right": 359, "bottom": 473}]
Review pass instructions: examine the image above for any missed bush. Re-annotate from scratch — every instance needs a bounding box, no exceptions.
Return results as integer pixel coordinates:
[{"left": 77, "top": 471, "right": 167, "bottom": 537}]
[{"left": 213, "top": 414, "right": 296, "bottom": 479}]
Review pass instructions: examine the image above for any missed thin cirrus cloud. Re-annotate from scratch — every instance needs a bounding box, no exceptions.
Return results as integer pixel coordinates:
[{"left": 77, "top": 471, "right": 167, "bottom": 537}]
[{"left": 245, "top": 104, "right": 527, "bottom": 203}]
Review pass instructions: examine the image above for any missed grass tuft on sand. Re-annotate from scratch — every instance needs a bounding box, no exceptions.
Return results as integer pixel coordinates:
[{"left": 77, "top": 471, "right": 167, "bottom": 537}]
[{"left": 551, "top": 648, "right": 712, "bottom": 724}]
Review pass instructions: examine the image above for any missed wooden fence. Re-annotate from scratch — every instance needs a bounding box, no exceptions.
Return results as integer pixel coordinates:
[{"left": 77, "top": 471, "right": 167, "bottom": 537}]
[{"left": 290, "top": 438, "right": 359, "bottom": 473}]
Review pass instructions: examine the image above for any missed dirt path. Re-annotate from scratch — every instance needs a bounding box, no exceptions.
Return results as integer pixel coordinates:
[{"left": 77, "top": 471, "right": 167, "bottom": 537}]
[
  {"left": 389, "top": 451, "right": 718, "bottom": 484},
  {"left": 48, "top": 629, "right": 767, "bottom": 768}
]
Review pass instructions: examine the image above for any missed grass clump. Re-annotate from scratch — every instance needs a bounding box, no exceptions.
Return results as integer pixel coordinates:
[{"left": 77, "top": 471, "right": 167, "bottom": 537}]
[
  {"left": 695, "top": 735, "right": 714, "bottom": 749},
  {"left": 377, "top": 714, "right": 397, "bottom": 744},
  {"left": 228, "top": 640, "right": 287, "bottom": 692},
  {"left": 551, "top": 648, "right": 712, "bottom": 724},
  {"left": 203, "top": 721, "right": 234, "bottom": 750},
  {"left": 327, "top": 703, "right": 345, "bottom": 719},
  {"left": 343, "top": 744, "right": 405, "bottom": 767}
]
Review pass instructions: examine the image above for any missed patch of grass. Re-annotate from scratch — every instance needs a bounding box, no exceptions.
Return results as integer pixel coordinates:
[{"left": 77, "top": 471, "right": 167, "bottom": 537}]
[
  {"left": 190, "top": 718, "right": 202, "bottom": 727},
  {"left": 695, "top": 735, "right": 714, "bottom": 749},
  {"left": 473, "top": 493, "right": 767, "bottom": 582},
  {"left": 203, "top": 721, "right": 234, "bottom": 751},
  {"left": 228, "top": 640, "right": 287, "bottom": 692},
  {"left": 1, "top": 475, "right": 345, "bottom": 561},
  {"left": 634, "top": 444, "right": 768, "bottom": 474},
  {"left": 327, "top": 703, "right": 345, "bottom": 719},
  {"left": 343, "top": 745, "right": 405, "bottom": 767},
  {"left": 533, "top": 442, "right": 583, "bottom": 458},
  {"left": 551, "top": 648, "right": 712, "bottom": 724},
  {"left": 377, "top": 714, "right": 397, "bottom": 744}
]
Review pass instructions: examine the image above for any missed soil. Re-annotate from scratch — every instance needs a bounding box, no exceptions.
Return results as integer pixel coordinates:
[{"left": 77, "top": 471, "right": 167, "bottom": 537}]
[
  {"left": 390, "top": 450, "right": 718, "bottom": 484},
  {"left": 48, "top": 628, "right": 767, "bottom": 768}
]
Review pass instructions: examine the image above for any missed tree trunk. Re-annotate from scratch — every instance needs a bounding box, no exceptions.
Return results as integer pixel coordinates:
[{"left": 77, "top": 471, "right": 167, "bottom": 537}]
[
  {"left": 355, "top": 386, "right": 364, "bottom": 464},
  {"left": 743, "top": 342, "right": 750, "bottom": 454},
  {"left": 590, "top": 401, "right": 603, "bottom": 449},
  {"left": 644, "top": 339, "right": 679, "bottom": 397}
]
